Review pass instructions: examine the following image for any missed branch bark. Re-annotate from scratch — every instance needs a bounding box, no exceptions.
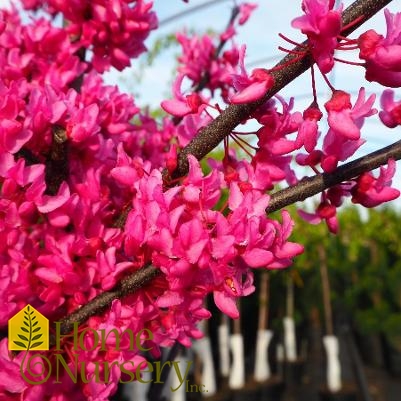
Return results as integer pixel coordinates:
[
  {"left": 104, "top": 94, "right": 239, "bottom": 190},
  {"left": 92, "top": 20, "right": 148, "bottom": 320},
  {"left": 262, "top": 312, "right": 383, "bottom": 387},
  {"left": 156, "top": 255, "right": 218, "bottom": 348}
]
[{"left": 50, "top": 264, "right": 159, "bottom": 340}]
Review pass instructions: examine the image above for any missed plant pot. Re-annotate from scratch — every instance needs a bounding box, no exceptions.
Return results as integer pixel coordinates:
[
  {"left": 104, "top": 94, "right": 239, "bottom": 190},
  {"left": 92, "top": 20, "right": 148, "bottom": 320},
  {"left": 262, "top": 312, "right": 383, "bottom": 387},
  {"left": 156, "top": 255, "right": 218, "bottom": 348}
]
[{"left": 318, "top": 384, "right": 358, "bottom": 401}]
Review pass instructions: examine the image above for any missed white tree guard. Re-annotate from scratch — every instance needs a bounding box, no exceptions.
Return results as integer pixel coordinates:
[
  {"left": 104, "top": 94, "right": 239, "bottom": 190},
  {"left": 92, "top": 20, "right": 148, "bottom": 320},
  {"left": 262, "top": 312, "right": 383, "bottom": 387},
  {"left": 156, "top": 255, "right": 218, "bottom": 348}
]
[
  {"left": 254, "top": 329, "right": 273, "bottom": 382},
  {"left": 167, "top": 355, "right": 190, "bottom": 401},
  {"left": 218, "top": 322, "right": 230, "bottom": 377},
  {"left": 193, "top": 336, "right": 217, "bottom": 396},
  {"left": 323, "top": 335, "right": 342, "bottom": 392},
  {"left": 283, "top": 316, "right": 297, "bottom": 362},
  {"left": 122, "top": 370, "right": 152, "bottom": 401},
  {"left": 228, "top": 333, "right": 245, "bottom": 389}
]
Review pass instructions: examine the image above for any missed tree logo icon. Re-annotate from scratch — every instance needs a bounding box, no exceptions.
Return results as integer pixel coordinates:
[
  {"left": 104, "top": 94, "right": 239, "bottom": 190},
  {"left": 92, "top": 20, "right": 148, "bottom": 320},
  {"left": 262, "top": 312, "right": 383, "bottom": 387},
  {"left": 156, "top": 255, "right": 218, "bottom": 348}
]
[{"left": 8, "top": 305, "right": 49, "bottom": 351}]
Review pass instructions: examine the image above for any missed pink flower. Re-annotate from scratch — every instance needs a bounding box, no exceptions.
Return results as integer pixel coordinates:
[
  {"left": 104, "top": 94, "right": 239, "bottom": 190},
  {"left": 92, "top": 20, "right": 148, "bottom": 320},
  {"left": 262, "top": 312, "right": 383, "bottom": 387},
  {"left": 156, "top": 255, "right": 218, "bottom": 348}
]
[
  {"left": 175, "top": 31, "right": 242, "bottom": 100},
  {"left": 269, "top": 210, "right": 304, "bottom": 267},
  {"left": 358, "top": 10, "right": 401, "bottom": 87},
  {"left": 321, "top": 88, "right": 376, "bottom": 172},
  {"left": 298, "top": 200, "right": 339, "bottom": 233},
  {"left": 295, "top": 102, "right": 323, "bottom": 152},
  {"left": 351, "top": 159, "right": 400, "bottom": 207},
  {"left": 161, "top": 75, "right": 206, "bottom": 117},
  {"left": 379, "top": 89, "right": 401, "bottom": 128},
  {"left": 325, "top": 89, "right": 376, "bottom": 140},
  {"left": 230, "top": 46, "right": 274, "bottom": 104},
  {"left": 238, "top": 3, "right": 258, "bottom": 25},
  {"left": 0, "top": 339, "right": 27, "bottom": 394},
  {"left": 292, "top": 0, "right": 342, "bottom": 73}
]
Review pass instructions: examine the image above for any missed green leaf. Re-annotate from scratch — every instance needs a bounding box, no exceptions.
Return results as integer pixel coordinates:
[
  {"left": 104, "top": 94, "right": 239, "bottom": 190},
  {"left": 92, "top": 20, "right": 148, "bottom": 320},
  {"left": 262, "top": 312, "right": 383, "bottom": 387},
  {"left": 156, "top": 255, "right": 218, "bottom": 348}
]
[
  {"left": 13, "top": 341, "right": 27, "bottom": 349},
  {"left": 32, "top": 334, "right": 42, "bottom": 341},
  {"left": 32, "top": 327, "right": 40, "bottom": 333},
  {"left": 30, "top": 342, "right": 43, "bottom": 349},
  {"left": 21, "top": 327, "right": 29, "bottom": 333},
  {"left": 32, "top": 321, "right": 38, "bottom": 327},
  {"left": 18, "top": 334, "right": 29, "bottom": 342},
  {"left": 32, "top": 316, "right": 36, "bottom": 321},
  {"left": 27, "top": 305, "right": 30, "bottom": 312},
  {"left": 23, "top": 321, "right": 29, "bottom": 327}
]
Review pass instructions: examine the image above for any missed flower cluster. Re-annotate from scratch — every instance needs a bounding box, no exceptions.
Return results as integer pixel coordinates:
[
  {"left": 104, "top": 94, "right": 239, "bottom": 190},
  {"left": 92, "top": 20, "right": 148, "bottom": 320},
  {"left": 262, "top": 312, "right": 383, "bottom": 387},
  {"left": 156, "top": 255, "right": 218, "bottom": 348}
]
[
  {"left": 292, "top": 0, "right": 342, "bottom": 73},
  {"left": 358, "top": 10, "right": 401, "bottom": 87},
  {"left": 20, "top": 0, "right": 158, "bottom": 72}
]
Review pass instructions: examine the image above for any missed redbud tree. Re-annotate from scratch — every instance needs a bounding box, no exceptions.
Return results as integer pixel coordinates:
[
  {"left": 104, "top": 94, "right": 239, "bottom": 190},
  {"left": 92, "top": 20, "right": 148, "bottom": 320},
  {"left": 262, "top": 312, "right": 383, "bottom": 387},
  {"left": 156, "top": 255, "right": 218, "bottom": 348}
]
[{"left": 1, "top": 0, "right": 401, "bottom": 399}]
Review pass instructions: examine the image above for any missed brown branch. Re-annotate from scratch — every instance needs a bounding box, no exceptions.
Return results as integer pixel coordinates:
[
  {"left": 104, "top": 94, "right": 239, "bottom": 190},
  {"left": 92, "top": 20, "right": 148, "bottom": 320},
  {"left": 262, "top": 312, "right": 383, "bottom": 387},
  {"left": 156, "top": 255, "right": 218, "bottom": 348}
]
[
  {"left": 318, "top": 245, "right": 334, "bottom": 336},
  {"left": 44, "top": 126, "right": 69, "bottom": 195},
  {"left": 50, "top": 264, "right": 159, "bottom": 342},
  {"left": 267, "top": 139, "right": 401, "bottom": 213},
  {"left": 171, "top": 0, "right": 393, "bottom": 179}
]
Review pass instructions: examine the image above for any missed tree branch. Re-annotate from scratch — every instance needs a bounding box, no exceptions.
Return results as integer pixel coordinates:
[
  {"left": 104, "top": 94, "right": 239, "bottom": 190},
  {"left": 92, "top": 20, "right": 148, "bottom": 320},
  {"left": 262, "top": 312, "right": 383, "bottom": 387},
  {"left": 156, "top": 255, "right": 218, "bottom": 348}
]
[
  {"left": 267, "top": 140, "right": 401, "bottom": 213},
  {"left": 50, "top": 264, "right": 159, "bottom": 341},
  {"left": 171, "top": 0, "right": 393, "bottom": 179}
]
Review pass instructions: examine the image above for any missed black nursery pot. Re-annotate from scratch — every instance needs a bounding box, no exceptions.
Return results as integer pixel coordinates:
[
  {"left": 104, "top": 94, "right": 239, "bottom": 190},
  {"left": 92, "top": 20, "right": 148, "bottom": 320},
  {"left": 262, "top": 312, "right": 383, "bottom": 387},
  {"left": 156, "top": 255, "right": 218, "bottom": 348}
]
[{"left": 318, "top": 385, "right": 358, "bottom": 401}]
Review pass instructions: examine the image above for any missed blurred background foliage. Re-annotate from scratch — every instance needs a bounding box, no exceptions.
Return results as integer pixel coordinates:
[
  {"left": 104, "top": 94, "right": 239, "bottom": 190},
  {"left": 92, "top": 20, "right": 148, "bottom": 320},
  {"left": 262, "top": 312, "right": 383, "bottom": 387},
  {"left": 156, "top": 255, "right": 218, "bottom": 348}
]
[{"left": 265, "top": 205, "right": 401, "bottom": 353}]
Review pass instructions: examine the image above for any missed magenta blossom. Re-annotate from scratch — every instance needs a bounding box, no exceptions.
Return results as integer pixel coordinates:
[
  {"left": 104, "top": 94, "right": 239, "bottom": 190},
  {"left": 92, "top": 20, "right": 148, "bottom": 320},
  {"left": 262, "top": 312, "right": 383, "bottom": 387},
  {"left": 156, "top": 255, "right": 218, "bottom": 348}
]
[
  {"left": 295, "top": 102, "right": 323, "bottom": 152},
  {"left": 238, "top": 3, "right": 258, "bottom": 25},
  {"left": 325, "top": 89, "right": 376, "bottom": 140},
  {"left": 161, "top": 75, "right": 206, "bottom": 117},
  {"left": 379, "top": 89, "right": 401, "bottom": 128},
  {"left": 292, "top": 0, "right": 342, "bottom": 73},
  {"left": 358, "top": 10, "right": 401, "bottom": 87},
  {"left": 351, "top": 159, "right": 400, "bottom": 207},
  {"left": 230, "top": 46, "right": 274, "bottom": 104}
]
